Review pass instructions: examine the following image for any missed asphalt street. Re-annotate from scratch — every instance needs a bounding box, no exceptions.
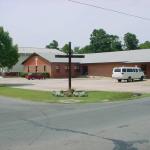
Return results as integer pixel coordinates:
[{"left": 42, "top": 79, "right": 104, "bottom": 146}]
[{"left": 0, "top": 96, "right": 150, "bottom": 150}]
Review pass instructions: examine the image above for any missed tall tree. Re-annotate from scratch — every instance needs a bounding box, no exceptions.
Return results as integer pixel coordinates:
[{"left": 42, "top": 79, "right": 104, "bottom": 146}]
[
  {"left": 90, "top": 29, "right": 122, "bottom": 53},
  {"left": 90, "top": 29, "right": 109, "bottom": 52},
  {"left": 78, "top": 45, "right": 93, "bottom": 54},
  {"left": 61, "top": 43, "right": 73, "bottom": 54},
  {"left": 109, "top": 35, "right": 122, "bottom": 51},
  {"left": 46, "top": 40, "right": 59, "bottom": 50},
  {"left": 139, "top": 41, "right": 150, "bottom": 49},
  {"left": 61, "top": 44, "right": 69, "bottom": 53},
  {"left": 0, "top": 27, "right": 19, "bottom": 70},
  {"left": 124, "top": 33, "right": 139, "bottom": 50},
  {"left": 74, "top": 46, "right": 80, "bottom": 54}
]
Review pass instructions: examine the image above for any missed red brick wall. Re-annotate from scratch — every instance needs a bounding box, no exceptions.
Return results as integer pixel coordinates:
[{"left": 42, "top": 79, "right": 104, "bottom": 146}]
[
  {"left": 86, "top": 63, "right": 150, "bottom": 77},
  {"left": 23, "top": 55, "right": 80, "bottom": 78},
  {"left": 146, "top": 63, "right": 150, "bottom": 78},
  {"left": 23, "top": 55, "right": 150, "bottom": 78},
  {"left": 51, "top": 63, "right": 80, "bottom": 78},
  {"left": 23, "top": 55, "right": 51, "bottom": 75}
]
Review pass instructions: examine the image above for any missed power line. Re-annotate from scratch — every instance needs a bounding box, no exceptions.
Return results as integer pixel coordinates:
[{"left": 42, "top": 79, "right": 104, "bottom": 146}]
[{"left": 68, "top": 0, "right": 150, "bottom": 21}]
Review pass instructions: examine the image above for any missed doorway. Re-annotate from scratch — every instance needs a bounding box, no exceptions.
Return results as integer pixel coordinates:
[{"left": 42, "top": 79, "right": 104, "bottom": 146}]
[{"left": 81, "top": 66, "right": 88, "bottom": 75}]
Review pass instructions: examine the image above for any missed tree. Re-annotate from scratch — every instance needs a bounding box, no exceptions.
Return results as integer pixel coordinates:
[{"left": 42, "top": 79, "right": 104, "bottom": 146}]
[
  {"left": 0, "top": 27, "right": 19, "bottom": 70},
  {"left": 46, "top": 40, "right": 59, "bottom": 49},
  {"left": 139, "top": 41, "right": 150, "bottom": 49},
  {"left": 74, "top": 47, "right": 80, "bottom": 54},
  {"left": 124, "top": 33, "right": 139, "bottom": 50},
  {"left": 90, "top": 29, "right": 109, "bottom": 52},
  {"left": 109, "top": 35, "right": 122, "bottom": 51},
  {"left": 61, "top": 44, "right": 69, "bottom": 53},
  {"left": 61, "top": 43, "right": 74, "bottom": 54},
  {"left": 78, "top": 45, "right": 93, "bottom": 54},
  {"left": 90, "top": 29, "right": 122, "bottom": 53}
]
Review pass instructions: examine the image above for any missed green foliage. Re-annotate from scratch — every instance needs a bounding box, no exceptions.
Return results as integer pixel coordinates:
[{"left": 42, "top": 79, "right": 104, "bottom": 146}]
[
  {"left": 46, "top": 40, "right": 59, "bottom": 50},
  {"left": 78, "top": 45, "right": 93, "bottom": 54},
  {"left": 90, "top": 29, "right": 109, "bottom": 52},
  {"left": 74, "top": 46, "right": 80, "bottom": 54},
  {"left": 41, "top": 72, "right": 50, "bottom": 78},
  {"left": 109, "top": 35, "right": 122, "bottom": 51},
  {"left": 139, "top": 41, "right": 150, "bottom": 49},
  {"left": 19, "top": 72, "right": 28, "bottom": 77},
  {"left": 61, "top": 43, "right": 73, "bottom": 54},
  {"left": 124, "top": 32, "right": 139, "bottom": 50},
  {"left": 61, "top": 43, "right": 69, "bottom": 53},
  {"left": 90, "top": 29, "right": 122, "bottom": 53},
  {"left": 75, "top": 28, "right": 123, "bottom": 54},
  {"left": 0, "top": 27, "right": 19, "bottom": 69}
]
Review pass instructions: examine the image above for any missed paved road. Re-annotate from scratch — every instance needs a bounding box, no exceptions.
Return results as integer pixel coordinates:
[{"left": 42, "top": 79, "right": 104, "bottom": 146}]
[{"left": 0, "top": 97, "right": 150, "bottom": 150}]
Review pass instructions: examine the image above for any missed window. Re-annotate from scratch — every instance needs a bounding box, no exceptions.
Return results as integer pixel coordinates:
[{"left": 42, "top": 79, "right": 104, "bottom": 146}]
[
  {"left": 127, "top": 69, "right": 133, "bottom": 72},
  {"left": 65, "top": 65, "right": 69, "bottom": 72},
  {"left": 56, "top": 65, "right": 60, "bottom": 72},
  {"left": 133, "top": 69, "right": 136, "bottom": 72},
  {"left": 74, "top": 65, "right": 80, "bottom": 72},
  {"left": 28, "top": 66, "right": 30, "bottom": 72},
  {"left": 56, "top": 65, "right": 60, "bottom": 70},
  {"left": 35, "top": 66, "right": 38, "bottom": 72},
  {"left": 114, "top": 69, "right": 121, "bottom": 72},
  {"left": 44, "top": 65, "right": 46, "bottom": 72},
  {"left": 122, "top": 69, "right": 126, "bottom": 72}
]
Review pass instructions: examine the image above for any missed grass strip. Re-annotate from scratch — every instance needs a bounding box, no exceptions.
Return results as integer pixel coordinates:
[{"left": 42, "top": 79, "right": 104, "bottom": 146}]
[{"left": 0, "top": 86, "right": 149, "bottom": 103}]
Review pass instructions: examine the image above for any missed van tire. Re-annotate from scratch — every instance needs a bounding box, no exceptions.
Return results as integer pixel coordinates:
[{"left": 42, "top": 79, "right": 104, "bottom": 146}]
[
  {"left": 127, "top": 77, "right": 132, "bottom": 82},
  {"left": 140, "top": 76, "right": 144, "bottom": 81},
  {"left": 118, "top": 79, "right": 121, "bottom": 82}
]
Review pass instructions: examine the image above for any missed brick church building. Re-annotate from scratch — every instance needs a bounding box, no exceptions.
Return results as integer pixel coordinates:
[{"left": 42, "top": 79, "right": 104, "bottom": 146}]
[{"left": 21, "top": 48, "right": 150, "bottom": 78}]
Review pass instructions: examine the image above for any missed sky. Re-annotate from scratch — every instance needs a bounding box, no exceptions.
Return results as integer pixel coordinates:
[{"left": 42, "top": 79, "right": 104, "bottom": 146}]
[{"left": 0, "top": 0, "right": 150, "bottom": 48}]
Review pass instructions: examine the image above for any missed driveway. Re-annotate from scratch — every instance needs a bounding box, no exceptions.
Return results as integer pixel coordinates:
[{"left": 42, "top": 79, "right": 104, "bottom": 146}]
[
  {"left": 0, "top": 96, "right": 150, "bottom": 150},
  {"left": 0, "top": 77, "right": 150, "bottom": 93}
]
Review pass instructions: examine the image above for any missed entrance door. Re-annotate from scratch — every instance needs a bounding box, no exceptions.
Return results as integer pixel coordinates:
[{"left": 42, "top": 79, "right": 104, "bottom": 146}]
[
  {"left": 141, "top": 64, "right": 147, "bottom": 75},
  {"left": 81, "top": 66, "right": 88, "bottom": 75}
]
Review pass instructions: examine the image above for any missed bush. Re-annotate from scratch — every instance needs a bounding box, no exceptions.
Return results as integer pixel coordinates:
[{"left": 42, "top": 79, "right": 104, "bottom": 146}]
[
  {"left": 4, "top": 72, "right": 19, "bottom": 77},
  {"left": 41, "top": 72, "right": 50, "bottom": 78},
  {"left": 19, "top": 72, "right": 28, "bottom": 77}
]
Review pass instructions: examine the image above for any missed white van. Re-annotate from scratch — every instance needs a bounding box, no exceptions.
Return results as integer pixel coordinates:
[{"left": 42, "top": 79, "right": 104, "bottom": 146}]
[{"left": 112, "top": 67, "right": 145, "bottom": 82}]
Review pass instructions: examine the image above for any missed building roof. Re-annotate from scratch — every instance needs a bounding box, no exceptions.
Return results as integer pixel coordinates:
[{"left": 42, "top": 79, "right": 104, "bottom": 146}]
[
  {"left": 18, "top": 47, "right": 64, "bottom": 55},
  {"left": 81, "top": 49, "right": 150, "bottom": 64},
  {"left": 21, "top": 48, "right": 150, "bottom": 64}
]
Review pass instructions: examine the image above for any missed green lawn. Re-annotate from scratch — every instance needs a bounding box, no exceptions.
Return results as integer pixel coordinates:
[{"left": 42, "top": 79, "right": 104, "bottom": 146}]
[{"left": 0, "top": 86, "right": 148, "bottom": 103}]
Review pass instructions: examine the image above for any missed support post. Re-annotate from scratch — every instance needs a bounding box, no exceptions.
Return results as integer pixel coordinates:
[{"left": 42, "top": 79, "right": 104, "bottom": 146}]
[{"left": 68, "top": 42, "right": 72, "bottom": 91}]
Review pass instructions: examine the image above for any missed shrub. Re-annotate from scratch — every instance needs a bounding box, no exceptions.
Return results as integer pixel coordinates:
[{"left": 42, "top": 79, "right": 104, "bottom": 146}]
[
  {"left": 41, "top": 72, "right": 50, "bottom": 78},
  {"left": 19, "top": 72, "right": 28, "bottom": 77}
]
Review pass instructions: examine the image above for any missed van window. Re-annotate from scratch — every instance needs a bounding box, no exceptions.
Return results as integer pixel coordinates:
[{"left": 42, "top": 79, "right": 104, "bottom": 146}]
[
  {"left": 122, "top": 69, "right": 126, "bottom": 72},
  {"left": 114, "top": 69, "right": 121, "bottom": 72},
  {"left": 133, "top": 69, "right": 136, "bottom": 72},
  {"left": 135, "top": 69, "right": 138, "bottom": 72},
  {"left": 139, "top": 69, "right": 143, "bottom": 72},
  {"left": 127, "top": 69, "right": 133, "bottom": 72}
]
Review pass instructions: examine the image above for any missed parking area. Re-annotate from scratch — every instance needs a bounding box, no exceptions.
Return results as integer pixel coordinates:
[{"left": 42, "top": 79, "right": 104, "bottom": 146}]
[{"left": 0, "top": 77, "right": 150, "bottom": 93}]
